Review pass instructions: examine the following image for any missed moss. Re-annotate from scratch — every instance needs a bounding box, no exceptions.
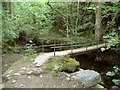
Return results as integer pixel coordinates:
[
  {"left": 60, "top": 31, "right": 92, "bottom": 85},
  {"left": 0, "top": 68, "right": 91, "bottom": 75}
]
[
  {"left": 42, "top": 56, "right": 80, "bottom": 74},
  {"left": 61, "top": 57, "right": 80, "bottom": 72}
]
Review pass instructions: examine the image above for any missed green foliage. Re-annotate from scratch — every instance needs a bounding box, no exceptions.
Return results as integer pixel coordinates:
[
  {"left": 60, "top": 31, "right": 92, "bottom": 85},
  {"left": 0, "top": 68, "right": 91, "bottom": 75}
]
[
  {"left": 2, "top": 2, "right": 120, "bottom": 53},
  {"left": 14, "top": 2, "right": 50, "bottom": 38},
  {"left": 2, "top": 16, "right": 17, "bottom": 45},
  {"left": 101, "top": 31, "right": 119, "bottom": 52},
  {"left": 106, "top": 66, "right": 120, "bottom": 86},
  {"left": 112, "top": 79, "right": 120, "bottom": 86},
  {"left": 8, "top": 45, "right": 19, "bottom": 53},
  {"left": 102, "top": 2, "right": 120, "bottom": 30},
  {"left": 101, "top": 2, "right": 120, "bottom": 51},
  {"left": 106, "top": 71, "right": 115, "bottom": 76},
  {"left": 2, "top": 2, "right": 50, "bottom": 46},
  {"left": 104, "top": 31, "right": 119, "bottom": 46},
  {"left": 25, "top": 40, "right": 36, "bottom": 56},
  {"left": 106, "top": 66, "right": 120, "bottom": 76}
]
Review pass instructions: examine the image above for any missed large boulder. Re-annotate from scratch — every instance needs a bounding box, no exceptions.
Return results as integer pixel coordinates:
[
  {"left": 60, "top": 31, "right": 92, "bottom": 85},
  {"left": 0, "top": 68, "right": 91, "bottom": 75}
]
[
  {"left": 70, "top": 69, "right": 102, "bottom": 88},
  {"left": 42, "top": 57, "right": 80, "bottom": 73}
]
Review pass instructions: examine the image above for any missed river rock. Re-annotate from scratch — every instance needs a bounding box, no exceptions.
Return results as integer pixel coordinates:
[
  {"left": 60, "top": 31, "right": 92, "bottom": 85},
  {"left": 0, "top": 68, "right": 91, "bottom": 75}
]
[
  {"left": 32, "top": 68, "right": 42, "bottom": 75},
  {"left": 21, "top": 67, "right": 27, "bottom": 70},
  {"left": 13, "top": 73, "right": 21, "bottom": 76},
  {"left": 6, "top": 74, "right": 11, "bottom": 80},
  {"left": 0, "top": 84, "right": 4, "bottom": 89},
  {"left": 27, "top": 71, "right": 33, "bottom": 75},
  {"left": 20, "top": 84, "right": 23, "bottom": 88},
  {"left": 91, "top": 84, "right": 104, "bottom": 88},
  {"left": 66, "top": 77, "right": 71, "bottom": 81},
  {"left": 11, "top": 80, "right": 16, "bottom": 84},
  {"left": 111, "top": 86, "right": 119, "bottom": 89},
  {"left": 71, "top": 69, "right": 101, "bottom": 88},
  {"left": 40, "top": 75, "right": 42, "bottom": 78},
  {"left": 20, "top": 70, "right": 26, "bottom": 75}
]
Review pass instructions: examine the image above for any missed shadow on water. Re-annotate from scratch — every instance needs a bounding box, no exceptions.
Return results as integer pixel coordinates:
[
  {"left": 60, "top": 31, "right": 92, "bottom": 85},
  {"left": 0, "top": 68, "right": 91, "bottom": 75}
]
[{"left": 70, "top": 49, "right": 120, "bottom": 89}]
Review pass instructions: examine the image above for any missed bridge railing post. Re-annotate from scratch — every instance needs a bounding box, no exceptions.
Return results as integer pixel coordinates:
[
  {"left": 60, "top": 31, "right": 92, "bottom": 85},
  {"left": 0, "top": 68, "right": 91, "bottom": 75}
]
[
  {"left": 95, "top": 38, "right": 99, "bottom": 49},
  {"left": 86, "top": 45, "right": 87, "bottom": 51},
  {"left": 60, "top": 39, "right": 63, "bottom": 51},
  {"left": 71, "top": 38, "right": 73, "bottom": 53},
  {"left": 54, "top": 39, "right": 56, "bottom": 57},
  {"left": 97, "top": 38, "right": 99, "bottom": 49},
  {"left": 86, "top": 41, "right": 87, "bottom": 51},
  {"left": 86, "top": 37, "right": 88, "bottom": 51},
  {"left": 42, "top": 39, "right": 44, "bottom": 53}
]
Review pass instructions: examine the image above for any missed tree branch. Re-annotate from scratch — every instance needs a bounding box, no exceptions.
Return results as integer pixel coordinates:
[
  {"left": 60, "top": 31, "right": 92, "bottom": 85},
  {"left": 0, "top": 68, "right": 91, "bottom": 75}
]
[{"left": 47, "top": 2, "right": 67, "bottom": 19}]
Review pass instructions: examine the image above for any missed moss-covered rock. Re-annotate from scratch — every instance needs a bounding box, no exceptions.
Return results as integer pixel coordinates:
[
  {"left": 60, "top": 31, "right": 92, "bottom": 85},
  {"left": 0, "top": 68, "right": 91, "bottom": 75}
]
[
  {"left": 42, "top": 56, "right": 80, "bottom": 74},
  {"left": 60, "top": 57, "right": 80, "bottom": 72}
]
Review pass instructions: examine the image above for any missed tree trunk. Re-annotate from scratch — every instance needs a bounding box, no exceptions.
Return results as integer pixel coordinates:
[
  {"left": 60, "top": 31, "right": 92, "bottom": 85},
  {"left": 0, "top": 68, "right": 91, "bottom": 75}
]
[
  {"left": 95, "top": 2, "right": 101, "bottom": 42},
  {"left": 0, "top": 2, "right": 2, "bottom": 45},
  {"left": 66, "top": 2, "right": 69, "bottom": 38}
]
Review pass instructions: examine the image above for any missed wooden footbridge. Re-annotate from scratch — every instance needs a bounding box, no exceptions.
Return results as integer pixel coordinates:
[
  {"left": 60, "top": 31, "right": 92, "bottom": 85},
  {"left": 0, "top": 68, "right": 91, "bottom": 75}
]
[
  {"left": 33, "top": 38, "right": 106, "bottom": 55},
  {"left": 34, "top": 39, "right": 106, "bottom": 66}
]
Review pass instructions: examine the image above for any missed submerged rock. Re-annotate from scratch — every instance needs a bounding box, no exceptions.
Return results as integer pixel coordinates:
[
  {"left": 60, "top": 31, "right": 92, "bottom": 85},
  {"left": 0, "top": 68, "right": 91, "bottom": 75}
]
[{"left": 71, "top": 69, "right": 101, "bottom": 88}]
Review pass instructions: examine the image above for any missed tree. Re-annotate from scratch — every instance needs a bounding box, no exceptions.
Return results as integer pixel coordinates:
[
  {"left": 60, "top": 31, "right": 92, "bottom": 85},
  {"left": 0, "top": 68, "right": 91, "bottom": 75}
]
[
  {"left": 95, "top": 2, "right": 102, "bottom": 42},
  {"left": 0, "top": 2, "right": 2, "bottom": 45}
]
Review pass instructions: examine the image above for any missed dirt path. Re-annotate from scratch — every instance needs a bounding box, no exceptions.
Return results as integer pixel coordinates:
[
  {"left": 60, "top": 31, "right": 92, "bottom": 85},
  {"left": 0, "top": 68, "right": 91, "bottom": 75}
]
[
  {"left": 2, "top": 53, "right": 24, "bottom": 74},
  {"left": 3, "top": 55, "right": 83, "bottom": 88}
]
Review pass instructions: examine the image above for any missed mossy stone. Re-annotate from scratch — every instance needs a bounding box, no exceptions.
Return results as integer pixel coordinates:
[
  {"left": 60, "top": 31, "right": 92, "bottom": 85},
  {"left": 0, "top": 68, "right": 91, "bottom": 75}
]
[
  {"left": 42, "top": 56, "right": 80, "bottom": 73},
  {"left": 61, "top": 57, "right": 80, "bottom": 72}
]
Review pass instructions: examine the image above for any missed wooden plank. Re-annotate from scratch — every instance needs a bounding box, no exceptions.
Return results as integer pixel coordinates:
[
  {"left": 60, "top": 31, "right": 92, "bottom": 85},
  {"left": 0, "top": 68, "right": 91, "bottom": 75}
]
[
  {"left": 50, "top": 45, "right": 82, "bottom": 49},
  {"left": 51, "top": 46, "right": 66, "bottom": 48},
  {"left": 38, "top": 43, "right": 69, "bottom": 47},
  {"left": 38, "top": 42, "right": 82, "bottom": 47}
]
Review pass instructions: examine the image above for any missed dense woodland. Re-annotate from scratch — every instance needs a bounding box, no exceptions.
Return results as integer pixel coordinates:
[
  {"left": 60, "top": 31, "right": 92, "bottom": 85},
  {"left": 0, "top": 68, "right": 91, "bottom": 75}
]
[
  {"left": 1, "top": 2, "right": 120, "bottom": 51},
  {"left": 1, "top": 1, "right": 120, "bottom": 88}
]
